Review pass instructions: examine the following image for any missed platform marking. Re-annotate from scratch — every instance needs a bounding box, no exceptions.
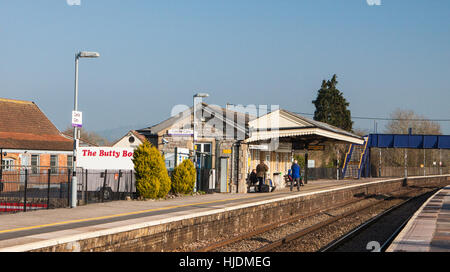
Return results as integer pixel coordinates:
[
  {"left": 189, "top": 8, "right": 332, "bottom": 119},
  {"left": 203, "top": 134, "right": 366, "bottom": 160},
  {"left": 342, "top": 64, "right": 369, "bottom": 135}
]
[
  {"left": 0, "top": 179, "right": 399, "bottom": 235},
  {"left": 0, "top": 196, "right": 255, "bottom": 235}
]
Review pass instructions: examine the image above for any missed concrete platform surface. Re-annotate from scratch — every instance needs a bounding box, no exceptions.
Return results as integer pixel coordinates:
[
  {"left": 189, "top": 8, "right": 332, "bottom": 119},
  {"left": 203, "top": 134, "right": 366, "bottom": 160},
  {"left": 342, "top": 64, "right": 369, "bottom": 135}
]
[
  {"left": 0, "top": 178, "right": 385, "bottom": 252},
  {"left": 1, "top": 176, "right": 442, "bottom": 252},
  {"left": 388, "top": 186, "right": 450, "bottom": 252}
]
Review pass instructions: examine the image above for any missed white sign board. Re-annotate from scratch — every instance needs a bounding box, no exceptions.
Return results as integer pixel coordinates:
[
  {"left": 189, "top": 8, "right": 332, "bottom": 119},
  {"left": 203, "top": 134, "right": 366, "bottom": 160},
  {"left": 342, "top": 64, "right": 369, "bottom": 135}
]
[
  {"left": 176, "top": 147, "right": 190, "bottom": 166},
  {"left": 276, "top": 142, "right": 292, "bottom": 153},
  {"left": 77, "top": 147, "right": 134, "bottom": 170},
  {"left": 168, "top": 129, "right": 193, "bottom": 136},
  {"left": 72, "top": 111, "right": 83, "bottom": 128},
  {"left": 249, "top": 144, "right": 269, "bottom": 151},
  {"left": 308, "top": 160, "right": 315, "bottom": 169}
]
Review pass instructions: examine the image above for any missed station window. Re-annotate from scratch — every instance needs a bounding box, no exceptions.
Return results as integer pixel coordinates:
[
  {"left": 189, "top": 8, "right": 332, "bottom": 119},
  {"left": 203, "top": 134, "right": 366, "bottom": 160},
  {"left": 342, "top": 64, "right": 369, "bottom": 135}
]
[
  {"left": 195, "top": 143, "right": 212, "bottom": 154},
  {"left": 285, "top": 154, "right": 289, "bottom": 172},
  {"left": 276, "top": 153, "right": 279, "bottom": 172}
]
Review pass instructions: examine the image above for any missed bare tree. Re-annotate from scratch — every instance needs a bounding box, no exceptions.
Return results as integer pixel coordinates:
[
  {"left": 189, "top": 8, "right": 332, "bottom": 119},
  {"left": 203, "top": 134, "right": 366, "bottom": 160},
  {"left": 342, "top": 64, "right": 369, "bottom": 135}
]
[
  {"left": 385, "top": 109, "right": 441, "bottom": 135},
  {"left": 62, "top": 127, "right": 111, "bottom": 146},
  {"left": 383, "top": 109, "right": 442, "bottom": 168}
]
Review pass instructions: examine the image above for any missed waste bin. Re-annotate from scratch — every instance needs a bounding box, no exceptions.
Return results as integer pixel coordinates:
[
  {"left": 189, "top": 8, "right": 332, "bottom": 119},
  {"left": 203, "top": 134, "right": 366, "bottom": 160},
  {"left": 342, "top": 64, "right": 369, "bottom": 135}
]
[{"left": 273, "top": 173, "right": 282, "bottom": 188}]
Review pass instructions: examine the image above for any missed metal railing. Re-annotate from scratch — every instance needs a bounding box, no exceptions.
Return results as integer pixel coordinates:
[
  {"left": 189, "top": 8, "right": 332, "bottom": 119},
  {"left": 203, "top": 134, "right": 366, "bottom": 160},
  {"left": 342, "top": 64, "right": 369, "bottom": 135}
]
[{"left": 0, "top": 165, "right": 136, "bottom": 214}]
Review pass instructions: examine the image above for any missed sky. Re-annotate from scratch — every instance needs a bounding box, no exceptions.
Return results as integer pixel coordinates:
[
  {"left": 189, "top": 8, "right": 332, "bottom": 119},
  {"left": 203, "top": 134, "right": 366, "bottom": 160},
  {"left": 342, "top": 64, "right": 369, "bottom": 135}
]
[{"left": 0, "top": 0, "right": 449, "bottom": 139}]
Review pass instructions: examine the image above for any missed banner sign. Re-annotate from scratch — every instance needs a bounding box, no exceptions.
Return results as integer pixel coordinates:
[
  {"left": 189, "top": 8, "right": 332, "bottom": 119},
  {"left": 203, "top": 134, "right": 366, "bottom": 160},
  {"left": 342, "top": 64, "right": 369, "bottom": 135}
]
[{"left": 77, "top": 147, "right": 134, "bottom": 170}]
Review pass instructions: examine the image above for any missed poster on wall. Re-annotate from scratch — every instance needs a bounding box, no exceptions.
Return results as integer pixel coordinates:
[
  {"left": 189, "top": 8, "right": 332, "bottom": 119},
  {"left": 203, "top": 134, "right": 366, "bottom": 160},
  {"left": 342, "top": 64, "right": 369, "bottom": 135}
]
[{"left": 77, "top": 147, "right": 135, "bottom": 170}]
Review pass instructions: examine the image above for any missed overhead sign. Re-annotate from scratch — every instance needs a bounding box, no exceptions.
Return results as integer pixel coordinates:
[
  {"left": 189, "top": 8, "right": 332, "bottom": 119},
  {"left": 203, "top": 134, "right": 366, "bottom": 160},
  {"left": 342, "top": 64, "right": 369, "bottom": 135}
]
[
  {"left": 308, "top": 145, "right": 325, "bottom": 151},
  {"left": 77, "top": 147, "right": 134, "bottom": 170},
  {"left": 249, "top": 144, "right": 269, "bottom": 151},
  {"left": 276, "top": 142, "right": 292, "bottom": 153},
  {"left": 168, "top": 129, "right": 194, "bottom": 136},
  {"left": 72, "top": 111, "right": 83, "bottom": 128}
]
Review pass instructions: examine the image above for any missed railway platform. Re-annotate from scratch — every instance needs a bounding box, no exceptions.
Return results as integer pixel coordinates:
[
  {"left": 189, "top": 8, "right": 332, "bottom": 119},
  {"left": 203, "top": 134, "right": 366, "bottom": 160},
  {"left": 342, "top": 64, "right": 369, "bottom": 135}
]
[
  {"left": 0, "top": 175, "right": 448, "bottom": 252},
  {"left": 387, "top": 186, "right": 450, "bottom": 252}
]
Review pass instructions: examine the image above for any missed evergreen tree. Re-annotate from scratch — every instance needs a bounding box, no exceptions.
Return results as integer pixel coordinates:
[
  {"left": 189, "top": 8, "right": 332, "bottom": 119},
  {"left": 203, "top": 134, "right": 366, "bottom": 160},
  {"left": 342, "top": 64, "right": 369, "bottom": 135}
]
[
  {"left": 312, "top": 74, "right": 353, "bottom": 132},
  {"left": 171, "top": 159, "right": 196, "bottom": 194},
  {"left": 132, "top": 141, "right": 171, "bottom": 199}
]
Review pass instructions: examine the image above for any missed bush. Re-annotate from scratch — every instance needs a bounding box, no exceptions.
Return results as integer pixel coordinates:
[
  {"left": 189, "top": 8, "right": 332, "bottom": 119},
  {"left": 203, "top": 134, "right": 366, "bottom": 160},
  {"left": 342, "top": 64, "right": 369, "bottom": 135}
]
[
  {"left": 132, "top": 141, "right": 171, "bottom": 199},
  {"left": 171, "top": 159, "right": 196, "bottom": 194}
]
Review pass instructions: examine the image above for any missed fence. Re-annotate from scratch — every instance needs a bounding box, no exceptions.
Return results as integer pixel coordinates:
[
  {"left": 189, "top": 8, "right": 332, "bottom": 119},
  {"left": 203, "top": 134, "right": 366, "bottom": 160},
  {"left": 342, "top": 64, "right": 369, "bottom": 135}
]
[
  {"left": 370, "top": 166, "right": 449, "bottom": 178},
  {"left": 0, "top": 166, "right": 136, "bottom": 214},
  {"left": 286, "top": 166, "right": 449, "bottom": 182},
  {"left": 307, "top": 168, "right": 338, "bottom": 181}
]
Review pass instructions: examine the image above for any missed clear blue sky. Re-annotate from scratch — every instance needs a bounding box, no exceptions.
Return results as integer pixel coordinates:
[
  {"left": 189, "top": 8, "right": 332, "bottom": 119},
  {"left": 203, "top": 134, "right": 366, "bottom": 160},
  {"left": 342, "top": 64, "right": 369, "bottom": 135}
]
[{"left": 1, "top": 0, "right": 449, "bottom": 138}]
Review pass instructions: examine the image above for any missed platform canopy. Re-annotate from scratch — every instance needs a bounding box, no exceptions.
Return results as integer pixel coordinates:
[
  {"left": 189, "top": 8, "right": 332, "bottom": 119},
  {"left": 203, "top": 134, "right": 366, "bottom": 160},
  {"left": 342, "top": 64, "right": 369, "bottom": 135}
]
[{"left": 244, "top": 109, "right": 364, "bottom": 146}]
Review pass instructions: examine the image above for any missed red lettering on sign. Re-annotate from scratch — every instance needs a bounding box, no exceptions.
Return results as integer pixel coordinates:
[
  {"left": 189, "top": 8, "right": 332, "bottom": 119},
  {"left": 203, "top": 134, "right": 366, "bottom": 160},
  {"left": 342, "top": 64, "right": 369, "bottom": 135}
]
[{"left": 123, "top": 151, "right": 133, "bottom": 157}]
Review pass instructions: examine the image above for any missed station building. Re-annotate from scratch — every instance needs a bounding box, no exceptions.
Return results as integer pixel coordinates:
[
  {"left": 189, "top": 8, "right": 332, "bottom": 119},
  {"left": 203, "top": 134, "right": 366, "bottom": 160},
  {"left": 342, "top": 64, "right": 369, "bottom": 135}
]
[
  {"left": 115, "top": 103, "right": 364, "bottom": 194},
  {"left": 114, "top": 103, "right": 253, "bottom": 193}
]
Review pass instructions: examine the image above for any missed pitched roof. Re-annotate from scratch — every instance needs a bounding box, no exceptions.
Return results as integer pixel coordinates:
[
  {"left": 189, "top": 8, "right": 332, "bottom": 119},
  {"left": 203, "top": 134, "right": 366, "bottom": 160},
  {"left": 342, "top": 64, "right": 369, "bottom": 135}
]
[
  {"left": 246, "top": 109, "right": 364, "bottom": 145},
  {"left": 110, "top": 130, "right": 148, "bottom": 147},
  {"left": 137, "top": 102, "right": 255, "bottom": 136},
  {"left": 0, "top": 98, "right": 73, "bottom": 151}
]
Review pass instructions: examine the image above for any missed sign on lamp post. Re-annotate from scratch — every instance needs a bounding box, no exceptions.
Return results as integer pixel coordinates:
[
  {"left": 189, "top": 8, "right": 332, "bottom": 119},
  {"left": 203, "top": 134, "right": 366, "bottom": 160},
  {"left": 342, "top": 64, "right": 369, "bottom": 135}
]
[{"left": 72, "top": 111, "right": 83, "bottom": 128}]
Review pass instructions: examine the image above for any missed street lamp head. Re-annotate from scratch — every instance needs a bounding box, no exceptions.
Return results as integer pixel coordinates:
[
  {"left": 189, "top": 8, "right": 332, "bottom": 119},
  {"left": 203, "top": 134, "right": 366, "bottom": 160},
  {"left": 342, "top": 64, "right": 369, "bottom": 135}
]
[
  {"left": 77, "top": 51, "right": 100, "bottom": 59},
  {"left": 194, "top": 93, "right": 209, "bottom": 98}
]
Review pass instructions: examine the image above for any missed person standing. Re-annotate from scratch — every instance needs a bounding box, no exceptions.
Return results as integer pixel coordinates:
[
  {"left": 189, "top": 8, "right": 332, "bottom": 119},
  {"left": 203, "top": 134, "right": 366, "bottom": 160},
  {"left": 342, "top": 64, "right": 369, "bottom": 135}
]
[
  {"left": 291, "top": 160, "right": 301, "bottom": 191},
  {"left": 256, "top": 160, "right": 269, "bottom": 192},
  {"left": 249, "top": 169, "right": 258, "bottom": 186}
]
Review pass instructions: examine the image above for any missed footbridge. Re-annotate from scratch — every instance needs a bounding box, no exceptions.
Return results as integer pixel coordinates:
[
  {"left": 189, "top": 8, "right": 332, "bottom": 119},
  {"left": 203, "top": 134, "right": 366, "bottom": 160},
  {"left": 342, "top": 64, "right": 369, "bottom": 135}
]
[{"left": 342, "top": 133, "right": 450, "bottom": 179}]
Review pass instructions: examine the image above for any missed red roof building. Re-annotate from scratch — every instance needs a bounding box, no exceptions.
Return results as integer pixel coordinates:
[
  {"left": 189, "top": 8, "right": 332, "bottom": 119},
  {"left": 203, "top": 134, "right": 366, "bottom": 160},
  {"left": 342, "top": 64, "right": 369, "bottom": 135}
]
[{"left": 0, "top": 98, "right": 73, "bottom": 191}]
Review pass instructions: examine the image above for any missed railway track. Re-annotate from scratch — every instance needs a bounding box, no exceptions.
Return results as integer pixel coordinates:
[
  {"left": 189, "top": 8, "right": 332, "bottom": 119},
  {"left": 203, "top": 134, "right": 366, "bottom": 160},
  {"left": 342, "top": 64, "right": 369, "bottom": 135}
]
[
  {"left": 191, "top": 186, "right": 437, "bottom": 252},
  {"left": 319, "top": 188, "right": 438, "bottom": 252},
  {"left": 194, "top": 196, "right": 368, "bottom": 252}
]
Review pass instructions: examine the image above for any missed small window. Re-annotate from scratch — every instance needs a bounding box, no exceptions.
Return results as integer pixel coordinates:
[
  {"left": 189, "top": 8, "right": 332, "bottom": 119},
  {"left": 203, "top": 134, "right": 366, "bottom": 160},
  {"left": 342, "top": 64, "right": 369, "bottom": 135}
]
[
  {"left": 203, "top": 143, "right": 211, "bottom": 153},
  {"left": 31, "top": 155, "right": 40, "bottom": 174},
  {"left": 50, "top": 155, "right": 58, "bottom": 174},
  {"left": 67, "top": 155, "right": 73, "bottom": 171},
  {"left": 1, "top": 159, "right": 14, "bottom": 171},
  {"left": 129, "top": 136, "right": 135, "bottom": 144}
]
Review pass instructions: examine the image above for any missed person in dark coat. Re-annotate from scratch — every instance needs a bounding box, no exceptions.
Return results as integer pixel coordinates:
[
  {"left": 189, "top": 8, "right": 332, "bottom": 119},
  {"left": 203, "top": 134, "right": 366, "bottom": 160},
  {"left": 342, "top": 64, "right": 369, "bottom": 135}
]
[
  {"left": 256, "top": 160, "right": 269, "bottom": 192},
  {"left": 291, "top": 160, "right": 301, "bottom": 191},
  {"left": 249, "top": 169, "right": 258, "bottom": 185}
]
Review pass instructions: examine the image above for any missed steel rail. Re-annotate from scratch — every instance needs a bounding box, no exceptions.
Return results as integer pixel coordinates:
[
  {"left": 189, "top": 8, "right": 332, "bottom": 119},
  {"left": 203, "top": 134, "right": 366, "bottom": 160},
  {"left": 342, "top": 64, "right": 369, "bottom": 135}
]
[
  {"left": 319, "top": 188, "right": 439, "bottom": 252},
  {"left": 255, "top": 187, "right": 427, "bottom": 252},
  {"left": 194, "top": 196, "right": 371, "bottom": 252}
]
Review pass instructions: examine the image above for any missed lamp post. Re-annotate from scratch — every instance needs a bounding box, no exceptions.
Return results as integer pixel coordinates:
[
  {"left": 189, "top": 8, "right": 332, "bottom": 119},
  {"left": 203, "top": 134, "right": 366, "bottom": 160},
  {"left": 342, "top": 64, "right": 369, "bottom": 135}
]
[
  {"left": 71, "top": 51, "right": 100, "bottom": 208},
  {"left": 193, "top": 93, "right": 209, "bottom": 192}
]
